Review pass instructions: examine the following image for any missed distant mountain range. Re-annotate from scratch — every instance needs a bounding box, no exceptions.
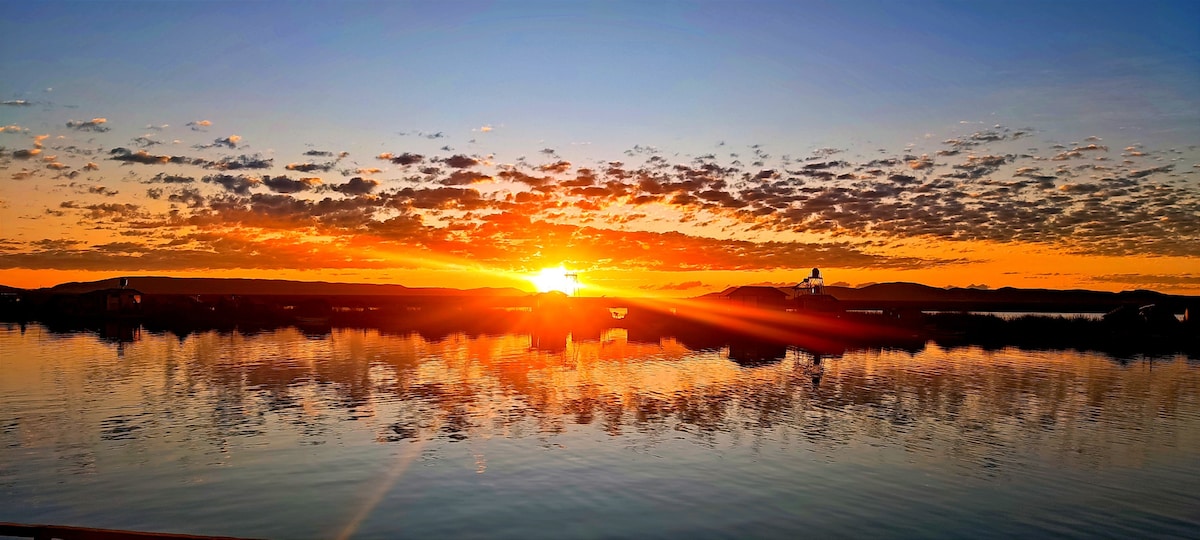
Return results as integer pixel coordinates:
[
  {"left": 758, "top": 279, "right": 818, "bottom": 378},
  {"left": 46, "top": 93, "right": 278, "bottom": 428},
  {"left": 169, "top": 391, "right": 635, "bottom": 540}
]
[
  {"left": 3, "top": 277, "right": 1197, "bottom": 312},
  {"left": 10, "top": 276, "right": 528, "bottom": 297},
  {"left": 705, "top": 282, "right": 1198, "bottom": 312}
]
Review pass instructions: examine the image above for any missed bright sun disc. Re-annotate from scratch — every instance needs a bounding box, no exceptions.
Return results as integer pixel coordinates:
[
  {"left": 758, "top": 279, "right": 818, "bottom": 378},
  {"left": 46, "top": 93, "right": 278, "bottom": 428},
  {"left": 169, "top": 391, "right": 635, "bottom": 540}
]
[{"left": 530, "top": 267, "right": 578, "bottom": 295}]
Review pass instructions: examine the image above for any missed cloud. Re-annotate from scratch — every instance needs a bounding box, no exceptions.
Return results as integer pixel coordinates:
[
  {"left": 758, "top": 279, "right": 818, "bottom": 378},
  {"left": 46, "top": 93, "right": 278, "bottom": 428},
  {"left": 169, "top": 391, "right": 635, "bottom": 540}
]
[
  {"left": 132, "top": 135, "right": 161, "bottom": 147},
  {"left": 66, "top": 118, "right": 110, "bottom": 132},
  {"left": 643, "top": 281, "right": 706, "bottom": 291},
  {"left": 537, "top": 160, "right": 572, "bottom": 174},
  {"left": 1, "top": 100, "right": 32, "bottom": 106},
  {"left": 332, "top": 177, "right": 379, "bottom": 195},
  {"left": 202, "top": 154, "right": 273, "bottom": 170},
  {"left": 378, "top": 152, "right": 424, "bottom": 166},
  {"left": 907, "top": 154, "right": 934, "bottom": 170},
  {"left": 109, "top": 147, "right": 190, "bottom": 165},
  {"left": 6, "top": 115, "right": 1199, "bottom": 276},
  {"left": 202, "top": 174, "right": 260, "bottom": 195},
  {"left": 263, "top": 175, "right": 321, "bottom": 194},
  {"left": 285, "top": 161, "right": 335, "bottom": 173},
  {"left": 1128, "top": 165, "right": 1172, "bottom": 178},
  {"left": 187, "top": 120, "right": 213, "bottom": 131},
  {"left": 1091, "top": 274, "right": 1200, "bottom": 286},
  {"left": 440, "top": 170, "right": 492, "bottom": 186},
  {"left": 143, "top": 173, "right": 195, "bottom": 184},
  {"left": 399, "top": 130, "right": 445, "bottom": 139},
  {"left": 0, "top": 124, "right": 29, "bottom": 134},
  {"left": 87, "top": 185, "right": 118, "bottom": 197},
  {"left": 442, "top": 154, "right": 479, "bottom": 169}
]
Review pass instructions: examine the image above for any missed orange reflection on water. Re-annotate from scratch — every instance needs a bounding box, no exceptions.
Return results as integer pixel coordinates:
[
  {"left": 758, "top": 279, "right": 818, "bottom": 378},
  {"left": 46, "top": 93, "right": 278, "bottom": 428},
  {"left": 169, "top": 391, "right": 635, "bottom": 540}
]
[{"left": 2, "top": 323, "right": 1198, "bottom": 472}]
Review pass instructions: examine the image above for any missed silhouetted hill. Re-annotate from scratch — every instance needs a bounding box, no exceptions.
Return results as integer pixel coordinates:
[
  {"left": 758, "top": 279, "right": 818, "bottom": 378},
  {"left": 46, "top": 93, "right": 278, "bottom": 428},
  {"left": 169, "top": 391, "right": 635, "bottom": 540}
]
[
  {"left": 35, "top": 277, "right": 527, "bottom": 297},
  {"left": 0, "top": 284, "right": 25, "bottom": 294},
  {"left": 823, "top": 283, "right": 1184, "bottom": 309},
  {"left": 696, "top": 282, "right": 1196, "bottom": 313}
]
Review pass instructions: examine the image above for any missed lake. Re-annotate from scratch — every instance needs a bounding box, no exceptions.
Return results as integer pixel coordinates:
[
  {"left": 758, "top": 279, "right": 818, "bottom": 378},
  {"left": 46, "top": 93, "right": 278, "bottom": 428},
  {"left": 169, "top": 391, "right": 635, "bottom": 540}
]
[{"left": 2, "top": 322, "right": 1198, "bottom": 539}]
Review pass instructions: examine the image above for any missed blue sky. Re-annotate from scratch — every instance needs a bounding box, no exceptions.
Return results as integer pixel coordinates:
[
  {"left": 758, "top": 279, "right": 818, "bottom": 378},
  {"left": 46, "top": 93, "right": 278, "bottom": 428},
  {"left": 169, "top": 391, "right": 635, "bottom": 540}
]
[
  {"left": 1, "top": 0, "right": 1198, "bottom": 293},
  {"left": 7, "top": 0, "right": 1196, "bottom": 159}
]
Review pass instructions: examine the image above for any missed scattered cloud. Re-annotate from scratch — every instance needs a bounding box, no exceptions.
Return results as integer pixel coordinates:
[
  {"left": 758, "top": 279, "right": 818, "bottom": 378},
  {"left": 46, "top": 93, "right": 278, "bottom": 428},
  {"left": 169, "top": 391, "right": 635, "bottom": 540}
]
[
  {"left": 332, "top": 177, "right": 379, "bottom": 195},
  {"left": 378, "top": 152, "right": 424, "bottom": 166},
  {"left": 202, "top": 174, "right": 261, "bottom": 195},
  {"left": 442, "top": 154, "right": 478, "bottom": 168},
  {"left": 263, "top": 175, "right": 321, "bottom": 194},
  {"left": 3, "top": 119, "right": 1197, "bottom": 278},
  {"left": 66, "top": 118, "right": 110, "bottom": 132}
]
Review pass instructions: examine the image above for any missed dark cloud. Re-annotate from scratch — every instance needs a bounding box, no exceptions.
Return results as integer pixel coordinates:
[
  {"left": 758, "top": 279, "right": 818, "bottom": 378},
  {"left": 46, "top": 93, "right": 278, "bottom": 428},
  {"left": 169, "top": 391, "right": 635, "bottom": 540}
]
[
  {"left": 168, "top": 187, "right": 205, "bottom": 208},
  {"left": 8, "top": 119, "right": 1199, "bottom": 274},
  {"left": 1129, "top": 165, "right": 1173, "bottom": 178},
  {"left": 202, "top": 154, "right": 273, "bottom": 170},
  {"left": 131, "top": 136, "right": 160, "bottom": 148},
  {"left": 144, "top": 173, "right": 195, "bottom": 184},
  {"left": 1091, "top": 274, "right": 1200, "bottom": 286},
  {"left": 441, "top": 170, "right": 491, "bottom": 186},
  {"left": 642, "top": 281, "right": 706, "bottom": 291},
  {"left": 378, "top": 152, "right": 424, "bottom": 166},
  {"left": 442, "top": 154, "right": 479, "bottom": 169},
  {"left": 2, "top": 100, "right": 33, "bottom": 106},
  {"left": 285, "top": 161, "right": 335, "bottom": 173},
  {"left": 538, "top": 160, "right": 571, "bottom": 174},
  {"left": 213, "top": 135, "right": 240, "bottom": 148},
  {"left": 263, "top": 175, "right": 320, "bottom": 194},
  {"left": 332, "top": 177, "right": 379, "bottom": 195},
  {"left": 66, "top": 118, "right": 110, "bottom": 132},
  {"left": 202, "top": 174, "right": 260, "bottom": 195},
  {"left": 109, "top": 147, "right": 190, "bottom": 165}
]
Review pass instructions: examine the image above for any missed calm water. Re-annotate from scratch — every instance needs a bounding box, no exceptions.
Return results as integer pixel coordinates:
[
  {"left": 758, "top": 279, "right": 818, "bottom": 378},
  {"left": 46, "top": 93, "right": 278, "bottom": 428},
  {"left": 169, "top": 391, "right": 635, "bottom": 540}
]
[{"left": 2, "top": 323, "right": 1198, "bottom": 539}]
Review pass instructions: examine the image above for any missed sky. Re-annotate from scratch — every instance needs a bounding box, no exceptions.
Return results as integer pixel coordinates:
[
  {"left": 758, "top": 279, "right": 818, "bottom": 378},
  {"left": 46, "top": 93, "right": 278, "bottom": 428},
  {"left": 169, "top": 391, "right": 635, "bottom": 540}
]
[{"left": 1, "top": 0, "right": 1198, "bottom": 296}]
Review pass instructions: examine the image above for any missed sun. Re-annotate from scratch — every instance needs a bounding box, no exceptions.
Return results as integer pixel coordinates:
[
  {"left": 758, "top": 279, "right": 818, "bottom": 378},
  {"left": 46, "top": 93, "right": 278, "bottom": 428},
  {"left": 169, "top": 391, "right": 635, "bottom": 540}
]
[{"left": 529, "top": 267, "right": 579, "bottom": 295}]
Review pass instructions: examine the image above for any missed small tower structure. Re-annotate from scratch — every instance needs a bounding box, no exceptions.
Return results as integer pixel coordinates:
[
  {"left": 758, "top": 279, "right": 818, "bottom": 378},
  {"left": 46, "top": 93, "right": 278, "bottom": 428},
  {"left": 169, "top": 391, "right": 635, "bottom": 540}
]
[
  {"left": 792, "top": 268, "right": 840, "bottom": 313},
  {"left": 564, "top": 272, "right": 579, "bottom": 297},
  {"left": 795, "top": 268, "right": 824, "bottom": 296}
]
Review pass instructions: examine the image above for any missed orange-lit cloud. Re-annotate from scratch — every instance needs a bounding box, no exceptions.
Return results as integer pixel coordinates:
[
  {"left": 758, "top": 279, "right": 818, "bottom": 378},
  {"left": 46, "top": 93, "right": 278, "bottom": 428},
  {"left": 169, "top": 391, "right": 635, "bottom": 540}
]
[{"left": 1, "top": 112, "right": 1197, "bottom": 294}]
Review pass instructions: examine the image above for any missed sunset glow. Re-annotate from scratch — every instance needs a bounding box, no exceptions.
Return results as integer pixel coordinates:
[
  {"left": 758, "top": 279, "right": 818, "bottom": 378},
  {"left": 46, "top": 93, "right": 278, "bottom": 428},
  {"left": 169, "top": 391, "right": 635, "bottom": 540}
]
[
  {"left": 530, "top": 267, "right": 579, "bottom": 295},
  {"left": 1, "top": 1, "right": 1197, "bottom": 295}
]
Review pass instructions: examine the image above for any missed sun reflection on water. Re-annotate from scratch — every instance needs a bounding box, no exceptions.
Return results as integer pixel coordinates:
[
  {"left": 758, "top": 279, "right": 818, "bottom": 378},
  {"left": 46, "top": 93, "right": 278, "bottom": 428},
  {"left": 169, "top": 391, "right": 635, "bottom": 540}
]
[{"left": 1, "top": 322, "right": 1198, "bottom": 537}]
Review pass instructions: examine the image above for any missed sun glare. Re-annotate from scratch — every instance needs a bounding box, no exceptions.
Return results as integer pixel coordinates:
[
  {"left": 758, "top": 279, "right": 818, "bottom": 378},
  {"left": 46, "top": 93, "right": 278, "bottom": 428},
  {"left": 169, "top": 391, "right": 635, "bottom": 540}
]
[{"left": 530, "top": 267, "right": 579, "bottom": 295}]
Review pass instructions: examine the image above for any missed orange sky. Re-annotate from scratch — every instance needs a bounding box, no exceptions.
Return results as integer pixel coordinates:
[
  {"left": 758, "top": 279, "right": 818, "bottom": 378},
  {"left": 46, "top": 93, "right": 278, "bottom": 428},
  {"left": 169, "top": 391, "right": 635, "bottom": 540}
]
[{"left": 2, "top": 4, "right": 1199, "bottom": 296}]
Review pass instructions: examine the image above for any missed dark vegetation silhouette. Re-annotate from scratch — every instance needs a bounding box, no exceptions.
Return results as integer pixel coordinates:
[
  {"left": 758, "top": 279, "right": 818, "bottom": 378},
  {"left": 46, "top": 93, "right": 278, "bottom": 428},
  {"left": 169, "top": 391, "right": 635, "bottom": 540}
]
[{"left": 2, "top": 276, "right": 1196, "bottom": 359}]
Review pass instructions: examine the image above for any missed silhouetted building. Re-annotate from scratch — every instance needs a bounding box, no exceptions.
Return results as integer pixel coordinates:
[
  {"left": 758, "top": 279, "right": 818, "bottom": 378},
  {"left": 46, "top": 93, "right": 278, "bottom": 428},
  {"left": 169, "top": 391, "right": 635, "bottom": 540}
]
[
  {"left": 94, "top": 288, "right": 143, "bottom": 317},
  {"left": 791, "top": 268, "right": 841, "bottom": 313},
  {"left": 794, "top": 268, "right": 825, "bottom": 296}
]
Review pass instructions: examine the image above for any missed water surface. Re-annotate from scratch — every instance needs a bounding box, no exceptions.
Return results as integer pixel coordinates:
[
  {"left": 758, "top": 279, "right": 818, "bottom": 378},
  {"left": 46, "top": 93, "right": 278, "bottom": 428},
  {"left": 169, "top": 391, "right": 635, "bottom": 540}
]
[{"left": 2, "top": 323, "right": 1197, "bottom": 539}]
